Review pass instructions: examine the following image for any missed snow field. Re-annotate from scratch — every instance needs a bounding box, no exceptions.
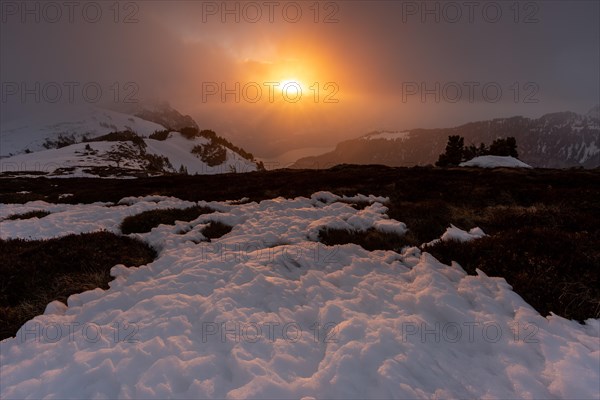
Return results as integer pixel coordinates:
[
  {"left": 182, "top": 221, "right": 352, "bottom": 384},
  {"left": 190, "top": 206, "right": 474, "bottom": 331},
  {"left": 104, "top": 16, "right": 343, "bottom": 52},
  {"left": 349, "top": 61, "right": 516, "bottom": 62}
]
[{"left": 0, "top": 192, "right": 598, "bottom": 399}]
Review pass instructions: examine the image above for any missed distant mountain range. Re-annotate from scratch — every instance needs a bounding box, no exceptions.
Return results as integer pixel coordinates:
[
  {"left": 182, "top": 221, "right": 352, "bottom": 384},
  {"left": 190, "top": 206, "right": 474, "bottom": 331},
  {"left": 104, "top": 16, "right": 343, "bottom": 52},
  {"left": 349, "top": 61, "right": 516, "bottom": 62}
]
[
  {"left": 2, "top": 104, "right": 598, "bottom": 177},
  {"left": 0, "top": 103, "right": 262, "bottom": 177},
  {"left": 293, "top": 107, "right": 600, "bottom": 169}
]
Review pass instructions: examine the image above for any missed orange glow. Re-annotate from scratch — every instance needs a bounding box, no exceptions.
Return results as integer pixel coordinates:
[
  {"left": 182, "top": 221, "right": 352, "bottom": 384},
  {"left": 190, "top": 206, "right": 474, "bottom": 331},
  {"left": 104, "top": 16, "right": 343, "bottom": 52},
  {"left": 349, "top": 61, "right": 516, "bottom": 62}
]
[
  {"left": 238, "top": 41, "right": 346, "bottom": 107},
  {"left": 189, "top": 38, "right": 369, "bottom": 139},
  {"left": 278, "top": 79, "right": 305, "bottom": 96}
]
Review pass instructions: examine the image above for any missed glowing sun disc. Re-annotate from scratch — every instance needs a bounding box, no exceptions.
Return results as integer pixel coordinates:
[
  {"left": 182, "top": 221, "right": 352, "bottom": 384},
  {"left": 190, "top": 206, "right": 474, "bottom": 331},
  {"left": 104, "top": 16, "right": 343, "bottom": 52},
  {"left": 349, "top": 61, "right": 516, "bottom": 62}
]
[{"left": 279, "top": 79, "right": 304, "bottom": 96}]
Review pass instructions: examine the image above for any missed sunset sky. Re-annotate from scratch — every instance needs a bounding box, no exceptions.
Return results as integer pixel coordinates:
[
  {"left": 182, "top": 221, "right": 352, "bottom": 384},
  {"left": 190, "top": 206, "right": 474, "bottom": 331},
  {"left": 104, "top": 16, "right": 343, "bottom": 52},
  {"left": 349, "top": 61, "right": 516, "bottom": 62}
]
[{"left": 2, "top": 1, "right": 599, "bottom": 157}]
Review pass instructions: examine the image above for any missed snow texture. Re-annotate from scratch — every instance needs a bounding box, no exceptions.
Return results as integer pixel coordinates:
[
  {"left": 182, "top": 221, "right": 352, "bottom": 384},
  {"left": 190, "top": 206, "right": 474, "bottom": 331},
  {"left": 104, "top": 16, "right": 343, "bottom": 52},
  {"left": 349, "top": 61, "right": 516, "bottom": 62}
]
[
  {"left": 0, "top": 106, "right": 258, "bottom": 177},
  {"left": 0, "top": 105, "right": 164, "bottom": 157},
  {"left": 423, "top": 225, "right": 487, "bottom": 248},
  {"left": 1, "top": 193, "right": 598, "bottom": 399},
  {"left": 0, "top": 133, "right": 257, "bottom": 178},
  {"left": 460, "top": 156, "right": 533, "bottom": 169}
]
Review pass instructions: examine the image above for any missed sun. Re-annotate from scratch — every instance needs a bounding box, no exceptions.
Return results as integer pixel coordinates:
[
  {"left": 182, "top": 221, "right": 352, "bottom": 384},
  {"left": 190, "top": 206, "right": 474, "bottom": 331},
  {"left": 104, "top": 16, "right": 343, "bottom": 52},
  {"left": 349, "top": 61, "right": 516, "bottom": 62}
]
[{"left": 278, "top": 78, "right": 305, "bottom": 99}]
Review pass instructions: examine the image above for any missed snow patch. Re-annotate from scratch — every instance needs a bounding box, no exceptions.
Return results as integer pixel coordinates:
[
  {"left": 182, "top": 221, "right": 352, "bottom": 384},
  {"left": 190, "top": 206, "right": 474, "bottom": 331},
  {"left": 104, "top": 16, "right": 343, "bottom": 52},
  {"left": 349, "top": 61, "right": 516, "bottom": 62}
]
[
  {"left": 424, "top": 225, "right": 487, "bottom": 247},
  {"left": 460, "top": 156, "right": 533, "bottom": 169},
  {"left": 0, "top": 193, "right": 598, "bottom": 399}
]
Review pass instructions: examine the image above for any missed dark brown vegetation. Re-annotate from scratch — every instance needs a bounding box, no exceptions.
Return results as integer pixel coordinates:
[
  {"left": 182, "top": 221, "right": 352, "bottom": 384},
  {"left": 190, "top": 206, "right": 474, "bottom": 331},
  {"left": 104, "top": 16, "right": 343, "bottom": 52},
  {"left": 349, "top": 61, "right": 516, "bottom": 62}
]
[
  {"left": 426, "top": 229, "right": 599, "bottom": 322},
  {"left": 319, "top": 228, "right": 407, "bottom": 251},
  {"left": 191, "top": 143, "right": 227, "bottom": 167},
  {"left": 1, "top": 165, "right": 599, "bottom": 323},
  {"left": 4, "top": 210, "right": 51, "bottom": 221},
  {"left": 201, "top": 221, "right": 233, "bottom": 241},
  {"left": 120, "top": 206, "right": 214, "bottom": 234},
  {"left": 0, "top": 232, "right": 156, "bottom": 340},
  {"left": 149, "top": 129, "right": 171, "bottom": 141},
  {"left": 84, "top": 130, "right": 146, "bottom": 148}
]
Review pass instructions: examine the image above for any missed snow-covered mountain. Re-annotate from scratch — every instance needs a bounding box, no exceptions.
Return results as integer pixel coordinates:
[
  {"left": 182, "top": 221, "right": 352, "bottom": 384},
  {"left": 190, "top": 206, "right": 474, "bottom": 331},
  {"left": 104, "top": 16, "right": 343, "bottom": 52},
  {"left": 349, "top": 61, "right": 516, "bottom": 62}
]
[
  {"left": 0, "top": 105, "right": 262, "bottom": 177},
  {"left": 0, "top": 105, "right": 164, "bottom": 158},
  {"left": 293, "top": 107, "right": 600, "bottom": 169},
  {"left": 119, "top": 100, "right": 200, "bottom": 132}
]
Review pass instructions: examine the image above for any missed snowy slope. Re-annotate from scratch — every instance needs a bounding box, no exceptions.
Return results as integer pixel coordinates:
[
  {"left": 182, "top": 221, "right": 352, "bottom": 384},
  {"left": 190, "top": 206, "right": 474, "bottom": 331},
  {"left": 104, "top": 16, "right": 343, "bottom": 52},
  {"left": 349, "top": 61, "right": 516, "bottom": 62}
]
[
  {"left": 144, "top": 133, "right": 257, "bottom": 175},
  {"left": 0, "top": 105, "right": 165, "bottom": 157},
  {"left": 1, "top": 193, "right": 598, "bottom": 399},
  {"left": 0, "top": 133, "right": 258, "bottom": 177},
  {"left": 0, "top": 141, "right": 147, "bottom": 177},
  {"left": 460, "top": 156, "right": 533, "bottom": 169},
  {"left": 0, "top": 105, "right": 261, "bottom": 177}
]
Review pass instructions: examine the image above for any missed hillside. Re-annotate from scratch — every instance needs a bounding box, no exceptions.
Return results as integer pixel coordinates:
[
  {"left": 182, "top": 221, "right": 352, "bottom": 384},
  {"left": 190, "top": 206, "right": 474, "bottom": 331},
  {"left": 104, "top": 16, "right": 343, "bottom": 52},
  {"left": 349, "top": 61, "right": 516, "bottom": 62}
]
[
  {"left": 293, "top": 108, "right": 600, "bottom": 169},
  {"left": 0, "top": 105, "right": 164, "bottom": 158},
  {"left": 0, "top": 104, "right": 262, "bottom": 177},
  {"left": 119, "top": 100, "right": 200, "bottom": 132},
  {"left": 0, "top": 132, "right": 258, "bottom": 177}
]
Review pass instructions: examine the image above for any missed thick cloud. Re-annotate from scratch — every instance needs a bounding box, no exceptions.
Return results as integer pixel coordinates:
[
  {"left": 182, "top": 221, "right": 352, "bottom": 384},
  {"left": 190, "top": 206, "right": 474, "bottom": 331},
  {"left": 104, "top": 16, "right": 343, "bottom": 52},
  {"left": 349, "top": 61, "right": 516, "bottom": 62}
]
[{"left": 1, "top": 1, "right": 598, "bottom": 156}]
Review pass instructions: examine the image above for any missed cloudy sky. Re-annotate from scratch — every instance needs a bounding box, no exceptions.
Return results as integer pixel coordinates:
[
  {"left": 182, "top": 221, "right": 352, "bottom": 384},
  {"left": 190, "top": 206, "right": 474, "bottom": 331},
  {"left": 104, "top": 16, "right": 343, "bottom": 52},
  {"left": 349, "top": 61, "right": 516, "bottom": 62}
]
[{"left": 1, "top": 1, "right": 598, "bottom": 157}]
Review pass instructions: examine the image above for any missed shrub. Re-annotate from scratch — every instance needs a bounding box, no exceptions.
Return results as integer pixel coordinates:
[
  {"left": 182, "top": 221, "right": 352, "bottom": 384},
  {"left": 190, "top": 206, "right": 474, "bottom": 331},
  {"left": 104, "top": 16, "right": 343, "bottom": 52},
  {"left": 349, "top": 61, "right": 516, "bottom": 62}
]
[
  {"left": 149, "top": 130, "right": 170, "bottom": 141},
  {"left": 144, "top": 153, "right": 173, "bottom": 172},
  {"left": 199, "top": 129, "right": 217, "bottom": 140},
  {"left": 42, "top": 133, "right": 79, "bottom": 149},
  {"left": 85, "top": 130, "right": 146, "bottom": 149},
  {"left": 191, "top": 143, "right": 227, "bottom": 167},
  {"left": 198, "top": 129, "right": 255, "bottom": 161},
  {"left": 180, "top": 127, "right": 200, "bottom": 140},
  {"left": 120, "top": 206, "right": 213, "bottom": 234}
]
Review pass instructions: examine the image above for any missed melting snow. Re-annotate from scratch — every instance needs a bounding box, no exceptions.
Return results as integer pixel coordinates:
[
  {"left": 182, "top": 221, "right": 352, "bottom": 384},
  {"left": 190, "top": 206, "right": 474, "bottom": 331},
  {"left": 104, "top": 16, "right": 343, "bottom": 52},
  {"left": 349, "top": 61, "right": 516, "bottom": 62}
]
[
  {"left": 0, "top": 193, "right": 598, "bottom": 399},
  {"left": 424, "top": 225, "right": 487, "bottom": 247},
  {"left": 0, "top": 133, "right": 258, "bottom": 177},
  {"left": 460, "top": 156, "right": 533, "bottom": 169}
]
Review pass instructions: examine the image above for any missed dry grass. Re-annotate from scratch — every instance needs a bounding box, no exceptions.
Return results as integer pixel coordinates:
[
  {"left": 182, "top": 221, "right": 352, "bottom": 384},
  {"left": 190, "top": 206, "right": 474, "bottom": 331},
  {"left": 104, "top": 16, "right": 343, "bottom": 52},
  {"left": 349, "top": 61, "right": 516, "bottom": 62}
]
[
  {"left": 0, "top": 232, "right": 156, "bottom": 340},
  {"left": 4, "top": 210, "right": 51, "bottom": 221},
  {"left": 201, "top": 221, "right": 233, "bottom": 241},
  {"left": 120, "top": 206, "right": 213, "bottom": 234},
  {"left": 318, "top": 228, "right": 409, "bottom": 251},
  {"left": 425, "top": 229, "right": 600, "bottom": 321}
]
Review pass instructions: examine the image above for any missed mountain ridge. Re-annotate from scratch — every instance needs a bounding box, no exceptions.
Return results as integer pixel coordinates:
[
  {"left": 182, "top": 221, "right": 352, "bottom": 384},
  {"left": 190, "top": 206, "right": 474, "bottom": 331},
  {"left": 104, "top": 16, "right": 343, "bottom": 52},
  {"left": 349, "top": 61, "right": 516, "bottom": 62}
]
[
  {"left": 0, "top": 104, "right": 262, "bottom": 177},
  {"left": 293, "top": 108, "right": 600, "bottom": 169}
]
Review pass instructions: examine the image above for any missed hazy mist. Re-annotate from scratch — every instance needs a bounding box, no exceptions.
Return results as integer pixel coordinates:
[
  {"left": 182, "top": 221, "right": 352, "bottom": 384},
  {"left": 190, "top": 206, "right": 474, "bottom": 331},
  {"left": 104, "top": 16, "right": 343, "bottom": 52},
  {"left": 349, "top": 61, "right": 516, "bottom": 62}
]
[{"left": 2, "top": 0, "right": 598, "bottom": 157}]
